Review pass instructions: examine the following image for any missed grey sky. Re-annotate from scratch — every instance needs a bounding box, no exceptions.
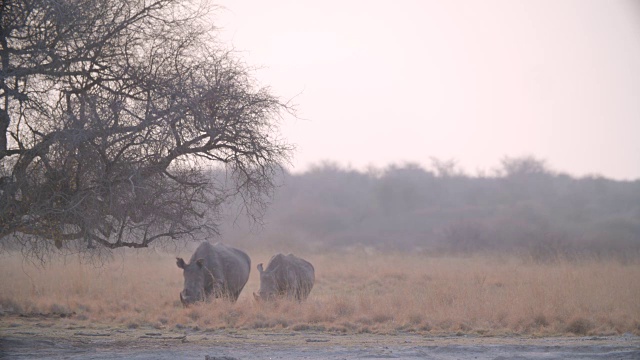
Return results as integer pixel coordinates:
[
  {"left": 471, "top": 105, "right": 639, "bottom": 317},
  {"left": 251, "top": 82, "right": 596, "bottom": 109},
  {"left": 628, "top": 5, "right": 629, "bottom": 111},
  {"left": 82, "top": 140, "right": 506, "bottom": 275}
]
[{"left": 215, "top": 0, "right": 640, "bottom": 180}]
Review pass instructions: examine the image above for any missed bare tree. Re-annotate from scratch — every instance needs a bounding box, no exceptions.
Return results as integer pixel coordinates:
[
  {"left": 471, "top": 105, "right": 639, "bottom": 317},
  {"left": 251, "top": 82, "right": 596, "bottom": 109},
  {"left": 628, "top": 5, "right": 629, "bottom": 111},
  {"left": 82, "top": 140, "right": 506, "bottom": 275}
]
[
  {"left": 0, "top": 0, "right": 293, "bottom": 258},
  {"left": 498, "top": 156, "right": 550, "bottom": 178},
  {"left": 429, "top": 157, "right": 463, "bottom": 178}
]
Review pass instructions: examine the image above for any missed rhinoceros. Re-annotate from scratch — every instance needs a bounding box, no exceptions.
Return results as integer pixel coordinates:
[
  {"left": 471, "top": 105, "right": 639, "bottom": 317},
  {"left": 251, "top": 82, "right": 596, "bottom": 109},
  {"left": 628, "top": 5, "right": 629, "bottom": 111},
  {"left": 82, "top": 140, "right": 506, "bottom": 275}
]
[
  {"left": 254, "top": 253, "right": 315, "bottom": 301},
  {"left": 176, "top": 242, "right": 250, "bottom": 305}
]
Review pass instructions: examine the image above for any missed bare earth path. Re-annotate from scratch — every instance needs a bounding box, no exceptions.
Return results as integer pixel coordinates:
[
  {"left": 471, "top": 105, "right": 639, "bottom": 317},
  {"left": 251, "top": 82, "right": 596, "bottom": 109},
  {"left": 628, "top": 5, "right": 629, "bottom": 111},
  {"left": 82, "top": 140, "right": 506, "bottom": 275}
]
[{"left": 1, "top": 316, "right": 639, "bottom": 359}]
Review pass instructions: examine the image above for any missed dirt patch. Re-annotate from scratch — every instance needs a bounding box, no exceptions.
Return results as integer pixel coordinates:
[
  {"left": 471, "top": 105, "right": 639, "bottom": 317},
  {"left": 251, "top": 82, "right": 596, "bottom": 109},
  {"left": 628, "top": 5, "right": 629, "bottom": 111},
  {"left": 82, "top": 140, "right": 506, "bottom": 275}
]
[{"left": 2, "top": 315, "right": 639, "bottom": 359}]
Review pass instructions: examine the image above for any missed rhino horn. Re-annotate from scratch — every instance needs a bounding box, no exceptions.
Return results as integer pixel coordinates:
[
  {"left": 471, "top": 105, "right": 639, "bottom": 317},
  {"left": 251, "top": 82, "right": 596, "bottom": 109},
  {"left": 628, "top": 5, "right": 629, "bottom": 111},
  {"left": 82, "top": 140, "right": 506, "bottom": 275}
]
[{"left": 257, "top": 263, "right": 263, "bottom": 273}]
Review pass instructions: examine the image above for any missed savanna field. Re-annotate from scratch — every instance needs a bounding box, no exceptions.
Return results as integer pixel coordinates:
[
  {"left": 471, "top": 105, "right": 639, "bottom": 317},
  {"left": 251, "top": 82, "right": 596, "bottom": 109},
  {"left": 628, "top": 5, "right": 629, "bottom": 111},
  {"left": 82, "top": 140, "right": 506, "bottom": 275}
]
[{"left": 1, "top": 247, "right": 639, "bottom": 337}]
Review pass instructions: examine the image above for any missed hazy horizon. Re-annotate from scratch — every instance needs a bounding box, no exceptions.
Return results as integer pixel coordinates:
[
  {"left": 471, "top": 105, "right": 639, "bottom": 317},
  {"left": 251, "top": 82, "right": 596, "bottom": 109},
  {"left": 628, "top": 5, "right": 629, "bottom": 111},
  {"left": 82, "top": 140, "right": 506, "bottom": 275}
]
[
  {"left": 275, "top": 156, "right": 639, "bottom": 181},
  {"left": 215, "top": 0, "right": 640, "bottom": 181}
]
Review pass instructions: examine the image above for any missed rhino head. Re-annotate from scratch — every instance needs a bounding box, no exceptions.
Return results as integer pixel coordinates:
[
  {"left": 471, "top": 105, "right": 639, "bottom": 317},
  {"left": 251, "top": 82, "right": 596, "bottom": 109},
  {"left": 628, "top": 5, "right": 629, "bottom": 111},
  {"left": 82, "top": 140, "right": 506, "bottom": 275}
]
[
  {"left": 254, "top": 263, "right": 278, "bottom": 301},
  {"left": 176, "top": 257, "right": 206, "bottom": 306}
]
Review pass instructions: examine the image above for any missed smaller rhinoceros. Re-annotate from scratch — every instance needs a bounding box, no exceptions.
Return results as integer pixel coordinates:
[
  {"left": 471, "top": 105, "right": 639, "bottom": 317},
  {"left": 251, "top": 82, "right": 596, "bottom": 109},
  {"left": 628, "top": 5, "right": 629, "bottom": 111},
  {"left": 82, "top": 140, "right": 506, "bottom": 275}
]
[
  {"left": 254, "top": 253, "right": 315, "bottom": 301},
  {"left": 176, "top": 242, "right": 251, "bottom": 306}
]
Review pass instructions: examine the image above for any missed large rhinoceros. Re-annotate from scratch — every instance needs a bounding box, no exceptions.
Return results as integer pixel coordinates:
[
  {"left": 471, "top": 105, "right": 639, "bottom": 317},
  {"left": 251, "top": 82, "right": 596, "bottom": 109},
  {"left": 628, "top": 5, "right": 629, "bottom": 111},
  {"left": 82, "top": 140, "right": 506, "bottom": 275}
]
[
  {"left": 176, "top": 242, "right": 250, "bottom": 305},
  {"left": 254, "top": 253, "right": 315, "bottom": 301}
]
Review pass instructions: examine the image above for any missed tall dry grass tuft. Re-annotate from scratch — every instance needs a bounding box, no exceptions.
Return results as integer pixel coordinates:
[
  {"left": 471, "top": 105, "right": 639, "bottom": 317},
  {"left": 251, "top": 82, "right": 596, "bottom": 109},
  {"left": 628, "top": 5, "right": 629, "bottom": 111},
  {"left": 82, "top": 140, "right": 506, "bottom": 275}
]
[{"left": 0, "top": 249, "right": 638, "bottom": 336}]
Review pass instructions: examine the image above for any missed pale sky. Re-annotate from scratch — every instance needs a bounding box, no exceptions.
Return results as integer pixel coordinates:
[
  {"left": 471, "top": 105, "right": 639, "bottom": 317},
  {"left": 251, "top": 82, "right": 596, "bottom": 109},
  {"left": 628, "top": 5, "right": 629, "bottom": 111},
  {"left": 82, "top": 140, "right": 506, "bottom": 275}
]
[{"left": 214, "top": 0, "right": 640, "bottom": 180}]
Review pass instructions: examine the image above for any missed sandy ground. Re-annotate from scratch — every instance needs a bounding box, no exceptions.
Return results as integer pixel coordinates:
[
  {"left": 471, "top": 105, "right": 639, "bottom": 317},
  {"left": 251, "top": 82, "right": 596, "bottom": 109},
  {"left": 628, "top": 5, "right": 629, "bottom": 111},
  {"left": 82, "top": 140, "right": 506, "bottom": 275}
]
[{"left": 1, "top": 315, "right": 639, "bottom": 359}]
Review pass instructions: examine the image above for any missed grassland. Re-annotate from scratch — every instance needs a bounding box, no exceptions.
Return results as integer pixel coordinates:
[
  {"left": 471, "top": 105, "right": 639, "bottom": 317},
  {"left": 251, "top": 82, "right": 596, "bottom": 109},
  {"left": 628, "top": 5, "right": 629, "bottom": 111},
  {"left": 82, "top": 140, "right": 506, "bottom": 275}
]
[{"left": 1, "top": 248, "right": 639, "bottom": 336}]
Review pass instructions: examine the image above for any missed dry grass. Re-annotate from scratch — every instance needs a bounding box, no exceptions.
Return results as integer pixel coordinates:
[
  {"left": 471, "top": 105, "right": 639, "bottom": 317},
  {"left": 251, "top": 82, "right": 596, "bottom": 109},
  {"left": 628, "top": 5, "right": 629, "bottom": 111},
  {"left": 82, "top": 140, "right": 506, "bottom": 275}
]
[{"left": 1, "top": 248, "right": 639, "bottom": 336}]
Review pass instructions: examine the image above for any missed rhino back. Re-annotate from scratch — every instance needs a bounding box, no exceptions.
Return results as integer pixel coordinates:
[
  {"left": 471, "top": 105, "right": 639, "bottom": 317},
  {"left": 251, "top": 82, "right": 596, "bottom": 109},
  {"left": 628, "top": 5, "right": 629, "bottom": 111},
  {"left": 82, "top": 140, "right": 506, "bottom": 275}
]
[
  {"left": 266, "top": 253, "right": 314, "bottom": 299},
  {"left": 221, "top": 245, "right": 251, "bottom": 295}
]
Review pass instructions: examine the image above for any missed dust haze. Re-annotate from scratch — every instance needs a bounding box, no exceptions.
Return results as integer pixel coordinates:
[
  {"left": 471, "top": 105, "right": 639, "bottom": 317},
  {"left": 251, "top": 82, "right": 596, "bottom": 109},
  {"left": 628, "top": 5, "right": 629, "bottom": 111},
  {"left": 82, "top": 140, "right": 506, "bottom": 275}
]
[{"left": 221, "top": 156, "right": 640, "bottom": 261}]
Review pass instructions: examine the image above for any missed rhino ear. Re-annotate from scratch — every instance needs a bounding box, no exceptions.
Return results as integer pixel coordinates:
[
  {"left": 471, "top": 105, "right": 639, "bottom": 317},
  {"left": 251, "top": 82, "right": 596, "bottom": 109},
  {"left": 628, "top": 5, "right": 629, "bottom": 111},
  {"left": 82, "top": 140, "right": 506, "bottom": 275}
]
[
  {"left": 196, "top": 258, "right": 204, "bottom": 268},
  {"left": 257, "top": 263, "right": 263, "bottom": 273},
  {"left": 176, "top": 258, "right": 186, "bottom": 269}
]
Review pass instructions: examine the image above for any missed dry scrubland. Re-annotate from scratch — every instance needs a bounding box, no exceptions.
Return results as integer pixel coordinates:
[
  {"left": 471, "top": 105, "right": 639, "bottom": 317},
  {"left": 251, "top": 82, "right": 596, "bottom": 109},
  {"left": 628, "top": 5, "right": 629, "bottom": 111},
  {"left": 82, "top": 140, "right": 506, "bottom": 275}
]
[{"left": 1, "top": 249, "right": 639, "bottom": 337}]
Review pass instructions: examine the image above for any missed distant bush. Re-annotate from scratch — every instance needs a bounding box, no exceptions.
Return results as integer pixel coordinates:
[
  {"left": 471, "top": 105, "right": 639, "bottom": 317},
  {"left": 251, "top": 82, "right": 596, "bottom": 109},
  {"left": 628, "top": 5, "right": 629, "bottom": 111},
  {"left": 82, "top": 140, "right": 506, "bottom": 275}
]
[{"left": 222, "top": 157, "right": 640, "bottom": 260}]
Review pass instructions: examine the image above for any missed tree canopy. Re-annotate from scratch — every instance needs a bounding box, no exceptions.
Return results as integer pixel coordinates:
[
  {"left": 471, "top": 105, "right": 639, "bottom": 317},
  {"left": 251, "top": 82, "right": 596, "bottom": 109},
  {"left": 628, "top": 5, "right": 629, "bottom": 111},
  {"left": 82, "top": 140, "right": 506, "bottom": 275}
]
[{"left": 0, "top": 0, "right": 292, "bottom": 258}]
